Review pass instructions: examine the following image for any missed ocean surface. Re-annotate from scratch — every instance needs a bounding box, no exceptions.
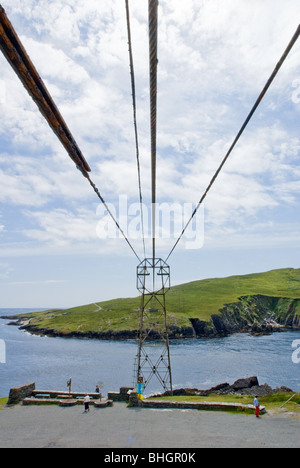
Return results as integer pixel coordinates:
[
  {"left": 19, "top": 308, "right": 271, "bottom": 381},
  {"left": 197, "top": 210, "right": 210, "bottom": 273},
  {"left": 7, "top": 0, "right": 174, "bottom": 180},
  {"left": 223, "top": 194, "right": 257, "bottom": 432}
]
[{"left": 0, "top": 308, "right": 299, "bottom": 398}]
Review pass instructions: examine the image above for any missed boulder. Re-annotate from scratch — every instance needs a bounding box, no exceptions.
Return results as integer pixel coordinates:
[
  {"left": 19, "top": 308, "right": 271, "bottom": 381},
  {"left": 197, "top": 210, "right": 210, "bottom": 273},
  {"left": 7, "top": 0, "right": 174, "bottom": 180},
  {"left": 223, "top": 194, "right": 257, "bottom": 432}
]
[
  {"left": 273, "top": 385, "right": 293, "bottom": 393},
  {"left": 240, "top": 384, "right": 273, "bottom": 396},
  {"left": 231, "top": 376, "right": 259, "bottom": 390},
  {"left": 199, "top": 383, "right": 231, "bottom": 397}
]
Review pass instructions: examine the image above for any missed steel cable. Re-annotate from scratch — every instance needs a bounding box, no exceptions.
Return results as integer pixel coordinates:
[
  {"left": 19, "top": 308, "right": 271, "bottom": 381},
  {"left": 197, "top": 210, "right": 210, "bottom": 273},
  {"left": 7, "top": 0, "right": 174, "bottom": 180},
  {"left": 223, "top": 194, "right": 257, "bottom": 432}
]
[
  {"left": 0, "top": 4, "right": 142, "bottom": 263},
  {"left": 125, "top": 0, "right": 146, "bottom": 259},
  {"left": 0, "top": 5, "right": 91, "bottom": 175},
  {"left": 166, "top": 24, "right": 300, "bottom": 262},
  {"left": 148, "top": 0, "right": 158, "bottom": 267}
]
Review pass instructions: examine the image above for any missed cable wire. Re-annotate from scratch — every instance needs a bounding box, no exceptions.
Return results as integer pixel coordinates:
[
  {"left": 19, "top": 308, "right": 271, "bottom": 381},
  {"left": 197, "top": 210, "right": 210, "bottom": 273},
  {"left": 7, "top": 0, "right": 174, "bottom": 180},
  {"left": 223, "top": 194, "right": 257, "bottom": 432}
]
[
  {"left": 148, "top": 0, "right": 158, "bottom": 270},
  {"left": 166, "top": 24, "right": 300, "bottom": 262},
  {"left": 125, "top": 0, "right": 146, "bottom": 259},
  {"left": 0, "top": 5, "right": 91, "bottom": 175},
  {"left": 0, "top": 4, "right": 142, "bottom": 263}
]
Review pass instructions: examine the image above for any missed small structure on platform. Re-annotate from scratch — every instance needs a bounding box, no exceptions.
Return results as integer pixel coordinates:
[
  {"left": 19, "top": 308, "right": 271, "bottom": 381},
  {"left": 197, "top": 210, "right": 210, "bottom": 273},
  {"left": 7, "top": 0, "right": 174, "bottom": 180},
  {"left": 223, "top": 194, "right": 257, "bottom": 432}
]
[
  {"left": 108, "top": 386, "right": 135, "bottom": 402},
  {"left": 8, "top": 382, "right": 36, "bottom": 404},
  {"left": 7, "top": 383, "right": 113, "bottom": 408}
]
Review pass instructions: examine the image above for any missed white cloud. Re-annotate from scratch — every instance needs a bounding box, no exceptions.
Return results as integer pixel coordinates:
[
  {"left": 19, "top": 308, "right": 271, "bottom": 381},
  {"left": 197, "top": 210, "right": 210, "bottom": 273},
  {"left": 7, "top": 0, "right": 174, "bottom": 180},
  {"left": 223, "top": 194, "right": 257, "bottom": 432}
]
[
  {"left": 0, "top": 152, "right": 94, "bottom": 207},
  {"left": 0, "top": 0, "right": 299, "bottom": 261},
  {"left": 0, "top": 213, "right": 4, "bottom": 233},
  {"left": 8, "top": 279, "right": 68, "bottom": 286},
  {"left": 21, "top": 37, "right": 90, "bottom": 87},
  {"left": 205, "top": 219, "right": 300, "bottom": 250},
  {"left": 22, "top": 208, "right": 98, "bottom": 245},
  {"left": 0, "top": 262, "right": 13, "bottom": 279}
]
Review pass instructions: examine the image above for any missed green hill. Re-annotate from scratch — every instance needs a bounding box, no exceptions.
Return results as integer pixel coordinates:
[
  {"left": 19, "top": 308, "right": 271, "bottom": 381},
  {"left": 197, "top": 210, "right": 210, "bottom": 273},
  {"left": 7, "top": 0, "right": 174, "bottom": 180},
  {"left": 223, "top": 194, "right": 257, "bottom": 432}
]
[{"left": 6, "top": 267, "right": 300, "bottom": 339}]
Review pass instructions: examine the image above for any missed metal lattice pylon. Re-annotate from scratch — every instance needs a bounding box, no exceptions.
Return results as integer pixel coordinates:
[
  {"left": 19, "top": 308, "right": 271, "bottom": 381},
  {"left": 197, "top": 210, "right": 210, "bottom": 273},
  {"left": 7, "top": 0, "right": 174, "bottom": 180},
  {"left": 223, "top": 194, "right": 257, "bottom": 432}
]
[{"left": 135, "top": 258, "right": 172, "bottom": 395}]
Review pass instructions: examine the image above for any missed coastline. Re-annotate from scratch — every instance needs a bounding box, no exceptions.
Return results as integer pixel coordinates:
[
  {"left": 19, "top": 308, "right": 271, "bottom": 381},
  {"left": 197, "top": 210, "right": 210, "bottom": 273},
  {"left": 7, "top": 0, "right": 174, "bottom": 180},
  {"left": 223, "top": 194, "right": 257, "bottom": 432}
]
[
  {"left": 1, "top": 305, "right": 298, "bottom": 341},
  {"left": 2, "top": 269, "right": 300, "bottom": 341}
]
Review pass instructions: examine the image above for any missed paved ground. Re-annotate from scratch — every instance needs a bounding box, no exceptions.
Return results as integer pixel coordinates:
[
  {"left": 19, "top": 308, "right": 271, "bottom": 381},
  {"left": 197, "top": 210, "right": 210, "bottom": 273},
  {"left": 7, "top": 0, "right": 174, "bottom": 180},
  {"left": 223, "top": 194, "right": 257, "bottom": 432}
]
[{"left": 0, "top": 402, "right": 299, "bottom": 448}]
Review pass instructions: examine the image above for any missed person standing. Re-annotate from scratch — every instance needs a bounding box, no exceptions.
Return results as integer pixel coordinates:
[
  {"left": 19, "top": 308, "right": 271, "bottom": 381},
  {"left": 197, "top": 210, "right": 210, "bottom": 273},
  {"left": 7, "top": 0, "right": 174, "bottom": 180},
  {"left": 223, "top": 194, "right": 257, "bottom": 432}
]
[
  {"left": 253, "top": 396, "right": 260, "bottom": 418},
  {"left": 84, "top": 394, "right": 90, "bottom": 413}
]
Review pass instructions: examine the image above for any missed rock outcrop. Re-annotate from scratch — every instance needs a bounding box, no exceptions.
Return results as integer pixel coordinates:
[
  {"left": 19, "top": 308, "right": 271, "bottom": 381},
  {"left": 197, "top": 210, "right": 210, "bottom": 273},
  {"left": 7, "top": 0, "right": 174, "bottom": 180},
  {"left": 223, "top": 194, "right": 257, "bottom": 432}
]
[
  {"left": 154, "top": 376, "right": 294, "bottom": 398},
  {"left": 188, "top": 295, "right": 300, "bottom": 338}
]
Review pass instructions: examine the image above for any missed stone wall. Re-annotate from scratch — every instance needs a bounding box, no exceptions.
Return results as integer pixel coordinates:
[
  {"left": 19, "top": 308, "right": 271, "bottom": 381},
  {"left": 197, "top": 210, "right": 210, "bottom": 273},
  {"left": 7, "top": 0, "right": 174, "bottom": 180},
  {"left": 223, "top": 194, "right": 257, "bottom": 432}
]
[
  {"left": 108, "top": 387, "right": 134, "bottom": 402},
  {"left": 8, "top": 382, "right": 35, "bottom": 404}
]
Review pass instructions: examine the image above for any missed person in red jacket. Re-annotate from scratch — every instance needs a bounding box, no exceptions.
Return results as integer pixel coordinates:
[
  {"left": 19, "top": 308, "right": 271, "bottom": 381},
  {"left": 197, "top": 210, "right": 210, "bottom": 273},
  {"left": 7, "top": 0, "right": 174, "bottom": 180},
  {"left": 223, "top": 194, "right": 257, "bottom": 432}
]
[{"left": 253, "top": 396, "right": 260, "bottom": 418}]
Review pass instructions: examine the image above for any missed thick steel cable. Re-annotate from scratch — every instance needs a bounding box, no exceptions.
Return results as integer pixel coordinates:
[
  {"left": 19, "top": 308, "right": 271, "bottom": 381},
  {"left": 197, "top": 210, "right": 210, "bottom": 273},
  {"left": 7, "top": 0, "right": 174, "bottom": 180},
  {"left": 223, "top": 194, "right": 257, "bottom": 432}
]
[
  {"left": 148, "top": 0, "right": 158, "bottom": 272},
  {"left": 166, "top": 24, "right": 300, "bottom": 262},
  {"left": 125, "top": 0, "right": 146, "bottom": 259},
  {"left": 0, "top": 4, "right": 142, "bottom": 263},
  {"left": 0, "top": 5, "right": 90, "bottom": 175}
]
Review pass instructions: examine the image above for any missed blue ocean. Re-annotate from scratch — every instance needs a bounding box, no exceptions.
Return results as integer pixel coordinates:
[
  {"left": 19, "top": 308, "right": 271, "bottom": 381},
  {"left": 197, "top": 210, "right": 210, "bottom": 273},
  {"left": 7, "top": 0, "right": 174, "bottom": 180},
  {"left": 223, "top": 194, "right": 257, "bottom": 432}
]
[{"left": 0, "top": 308, "right": 299, "bottom": 398}]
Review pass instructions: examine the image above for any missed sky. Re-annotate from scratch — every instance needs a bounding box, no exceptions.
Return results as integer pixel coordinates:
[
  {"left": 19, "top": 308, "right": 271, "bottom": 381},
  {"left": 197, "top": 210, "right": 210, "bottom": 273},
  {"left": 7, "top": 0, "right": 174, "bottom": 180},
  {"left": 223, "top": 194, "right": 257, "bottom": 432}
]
[{"left": 0, "top": 0, "right": 299, "bottom": 308}]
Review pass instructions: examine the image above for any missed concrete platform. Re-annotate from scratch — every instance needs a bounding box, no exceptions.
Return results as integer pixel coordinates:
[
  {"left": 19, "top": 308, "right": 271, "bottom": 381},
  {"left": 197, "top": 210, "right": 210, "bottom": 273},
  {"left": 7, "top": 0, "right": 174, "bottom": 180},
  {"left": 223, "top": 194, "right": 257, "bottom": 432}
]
[
  {"left": 22, "top": 396, "right": 113, "bottom": 408},
  {"left": 23, "top": 398, "right": 61, "bottom": 406},
  {"left": 142, "top": 399, "right": 266, "bottom": 414},
  {"left": 59, "top": 399, "right": 78, "bottom": 407},
  {"left": 94, "top": 399, "right": 113, "bottom": 408},
  {"left": 32, "top": 390, "right": 102, "bottom": 400}
]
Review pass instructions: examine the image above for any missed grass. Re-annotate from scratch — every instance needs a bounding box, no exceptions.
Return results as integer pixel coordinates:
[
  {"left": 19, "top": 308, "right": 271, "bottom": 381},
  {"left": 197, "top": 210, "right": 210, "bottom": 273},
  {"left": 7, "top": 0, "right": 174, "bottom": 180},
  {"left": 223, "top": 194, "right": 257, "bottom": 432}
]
[
  {"left": 167, "top": 267, "right": 300, "bottom": 321},
  {"left": 1, "top": 394, "right": 299, "bottom": 415},
  {"left": 151, "top": 393, "right": 300, "bottom": 415},
  {"left": 0, "top": 397, "right": 8, "bottom": 407},
  {"left": 11, "top": 267, "right": 300, "bottom": 335},
  {"left": 20, "top": 299, "right": 141, "bottom": 334}
]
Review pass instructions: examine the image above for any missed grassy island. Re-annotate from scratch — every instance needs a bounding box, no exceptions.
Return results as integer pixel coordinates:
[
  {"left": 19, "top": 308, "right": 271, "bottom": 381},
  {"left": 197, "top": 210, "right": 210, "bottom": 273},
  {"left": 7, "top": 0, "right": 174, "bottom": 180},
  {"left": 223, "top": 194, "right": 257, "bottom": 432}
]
[{"left": 4, "top": 268, "right": 300, "bottom": 339}]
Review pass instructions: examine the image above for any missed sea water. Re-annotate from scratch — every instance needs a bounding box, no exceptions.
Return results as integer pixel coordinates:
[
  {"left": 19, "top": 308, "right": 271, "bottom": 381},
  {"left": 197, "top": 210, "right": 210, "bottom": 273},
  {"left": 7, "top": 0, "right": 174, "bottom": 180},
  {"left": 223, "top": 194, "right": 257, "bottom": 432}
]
[{"left": 0, "top": 308, "right": 299, "bottom": 397}]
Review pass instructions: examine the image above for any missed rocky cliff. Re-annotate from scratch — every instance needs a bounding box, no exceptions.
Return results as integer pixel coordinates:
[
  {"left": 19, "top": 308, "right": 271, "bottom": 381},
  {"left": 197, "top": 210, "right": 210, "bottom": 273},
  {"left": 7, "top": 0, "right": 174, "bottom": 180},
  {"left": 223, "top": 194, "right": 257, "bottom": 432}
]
[{"left": 189, "top": 294, "right": 300, "bottom": 338}]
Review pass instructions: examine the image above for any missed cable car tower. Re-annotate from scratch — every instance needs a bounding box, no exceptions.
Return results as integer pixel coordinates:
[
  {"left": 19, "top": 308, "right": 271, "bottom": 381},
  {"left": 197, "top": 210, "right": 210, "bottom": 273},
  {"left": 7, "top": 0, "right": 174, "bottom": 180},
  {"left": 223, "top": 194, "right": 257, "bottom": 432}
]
[
  {"left": 136, "top": 258, "right": 172, "bottom": 394},
  {"left": 131, "top": 0, "right": 173, "bottom": 395}
]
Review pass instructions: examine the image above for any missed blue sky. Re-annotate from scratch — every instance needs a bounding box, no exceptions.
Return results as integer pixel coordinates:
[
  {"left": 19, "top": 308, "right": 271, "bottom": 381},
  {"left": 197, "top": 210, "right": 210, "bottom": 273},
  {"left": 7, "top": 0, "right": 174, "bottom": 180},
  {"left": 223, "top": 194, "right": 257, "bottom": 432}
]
[{"left": 0, "top": 0, "right": 299, "bottom": 308}]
